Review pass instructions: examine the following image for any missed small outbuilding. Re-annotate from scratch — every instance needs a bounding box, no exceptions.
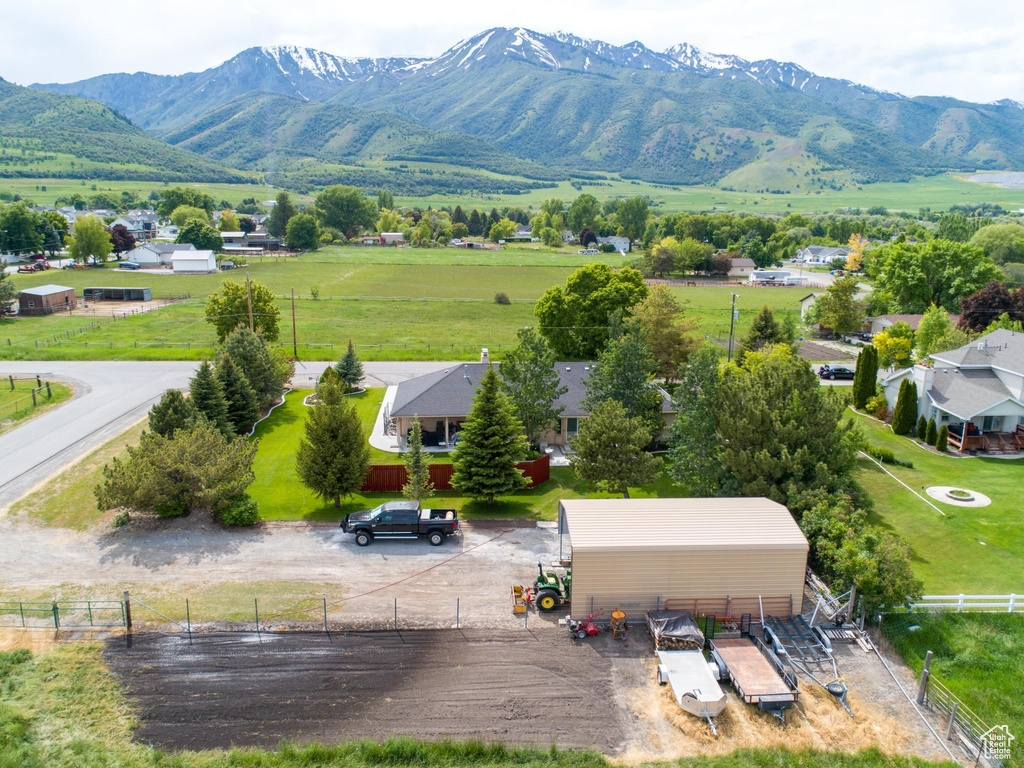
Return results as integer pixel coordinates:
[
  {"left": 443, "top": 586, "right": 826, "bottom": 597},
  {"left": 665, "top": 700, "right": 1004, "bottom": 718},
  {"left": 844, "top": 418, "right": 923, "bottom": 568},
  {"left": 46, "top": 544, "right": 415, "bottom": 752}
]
[
  {"left": 83, "top": 287, "right": 152, "bottom": 302},
  {"left": 558, "top": 498, "right": 808, "bottom": 618},
  {"left": 171, "top": 250, "right": 217, "bottom": 274},
  {"left": 18, "top": 284, "right": 76, "bottom": 315}
]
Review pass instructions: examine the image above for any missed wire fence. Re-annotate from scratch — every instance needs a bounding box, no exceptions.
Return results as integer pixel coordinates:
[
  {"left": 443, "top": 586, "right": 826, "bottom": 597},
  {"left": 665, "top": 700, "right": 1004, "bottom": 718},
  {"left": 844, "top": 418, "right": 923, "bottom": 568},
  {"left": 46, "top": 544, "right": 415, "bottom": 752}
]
[{"left": 1, "top": 375, "right": 59, "bottom": 420}]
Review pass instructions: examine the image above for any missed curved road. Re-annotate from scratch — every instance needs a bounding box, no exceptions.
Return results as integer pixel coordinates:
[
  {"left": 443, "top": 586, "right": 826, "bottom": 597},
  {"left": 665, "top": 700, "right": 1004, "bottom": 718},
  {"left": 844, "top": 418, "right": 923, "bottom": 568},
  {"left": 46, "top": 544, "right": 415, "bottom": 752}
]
[{"left": 0, "top": 360, "right": 460, "bottom": 511}]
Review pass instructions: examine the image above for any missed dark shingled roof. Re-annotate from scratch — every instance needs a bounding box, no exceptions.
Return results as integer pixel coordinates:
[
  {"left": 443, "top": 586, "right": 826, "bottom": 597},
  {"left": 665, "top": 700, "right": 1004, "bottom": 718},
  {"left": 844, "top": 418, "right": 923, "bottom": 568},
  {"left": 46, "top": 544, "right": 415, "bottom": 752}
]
[
  {"left": 927, "top": 367, "right": 1022, "bottom": 420},
  {"left": 390, "top": 362, "right": 674, "bottom": 419},
  {"left": 931, "top": 329, "right": 1024, "bottom": 373}
]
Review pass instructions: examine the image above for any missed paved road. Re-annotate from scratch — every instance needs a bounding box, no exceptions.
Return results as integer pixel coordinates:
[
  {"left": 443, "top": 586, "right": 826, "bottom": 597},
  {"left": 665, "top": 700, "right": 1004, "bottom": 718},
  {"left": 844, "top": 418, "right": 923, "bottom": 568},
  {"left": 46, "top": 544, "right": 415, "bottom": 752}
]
[{"left": 0, "top": 360, "right": 460, "bottom": 510}]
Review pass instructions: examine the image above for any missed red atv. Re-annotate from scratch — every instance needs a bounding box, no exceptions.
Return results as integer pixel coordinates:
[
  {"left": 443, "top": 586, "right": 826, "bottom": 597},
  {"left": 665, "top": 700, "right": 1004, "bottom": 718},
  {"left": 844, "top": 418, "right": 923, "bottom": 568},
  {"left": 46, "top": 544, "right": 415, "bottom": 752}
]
[{"left": 568, "top": 611, "right": 601, "bottom": 639}]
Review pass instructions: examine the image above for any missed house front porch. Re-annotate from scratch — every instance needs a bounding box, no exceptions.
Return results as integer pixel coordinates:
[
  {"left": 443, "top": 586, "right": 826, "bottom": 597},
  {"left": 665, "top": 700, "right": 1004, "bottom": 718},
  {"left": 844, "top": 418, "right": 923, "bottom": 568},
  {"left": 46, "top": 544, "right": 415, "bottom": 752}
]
[{"left": 946, "top": 421, "right": 1024, "bottom": 455}]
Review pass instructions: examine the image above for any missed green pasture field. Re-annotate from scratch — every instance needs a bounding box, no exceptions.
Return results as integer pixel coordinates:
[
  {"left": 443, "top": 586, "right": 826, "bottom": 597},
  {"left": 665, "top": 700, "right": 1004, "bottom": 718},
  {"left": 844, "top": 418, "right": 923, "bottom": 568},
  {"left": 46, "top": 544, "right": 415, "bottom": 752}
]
[
  {"left": 0, "top": 178, "right": 312, "bottom": 207},
  {"left": 847, "top": 411, "right": 1024, "bottom": 594},
  {"left": 0, "top": 376, "right": 73, "bottom": 433},
  {"left": 0, "top": 258, "right": 801, "bottom": 361},
  {"left": 3, "top": 169, "right": 1021, "bottom": 214}
]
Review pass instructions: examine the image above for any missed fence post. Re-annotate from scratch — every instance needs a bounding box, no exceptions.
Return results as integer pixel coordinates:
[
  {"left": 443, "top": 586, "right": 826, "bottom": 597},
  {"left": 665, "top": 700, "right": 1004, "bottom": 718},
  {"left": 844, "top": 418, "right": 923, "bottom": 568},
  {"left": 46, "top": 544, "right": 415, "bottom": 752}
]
[
  {"left": 1010, "top": 594, "right": 1016, "bottom": 613},
  {"left": 323, "top": 597, "right": 328, "bottom": 633},
  {"left": 958, "top": 594, "right": 964, "bottom": 612},
  {"left": 31, "top": 390, "right": 36, "bottom": 407},
  {"left": 456, "top": 598, "right": 460, "bottom": 629},
  {"left": 123, "top": 591, "right": 132, "bottom": 633},
  {"left": 35, "top": 375, "right": 41, "bottom": 388},
  {"left": 945, "top": 701, "right": 958, "bottom": 740},
  {"left": 186, "top": 599, "right": 192, "bottom": 644},
  {"left": 52, "top": 602, "right": 59, "bottom": 630},
  {"left": 916, "top": 650, "right": 933, "bottom": 704},
  {"left": 7, "top": 375, "right": 12, "bottom": 391},
  {"left": 19, "top": 602, "right": 25, "bottom": 628},
  {"left": 255, "top": 598, "right": 260, "bottom": 636},
  {"left": 394, "top": 598, "right": 398, "bottom": 631},
  {"left": 87, "top": 601, "right": 94, "bottom": 627}
]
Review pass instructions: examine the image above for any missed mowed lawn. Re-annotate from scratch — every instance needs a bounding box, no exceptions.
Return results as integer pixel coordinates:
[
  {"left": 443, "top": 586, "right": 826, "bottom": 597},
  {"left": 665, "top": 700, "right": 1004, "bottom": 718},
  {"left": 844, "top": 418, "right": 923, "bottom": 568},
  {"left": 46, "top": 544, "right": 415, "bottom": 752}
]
[
  {"left": 0, "top": 376, "right": 73, "bottom": 433},
  {"left": 848, "top": 411, "right": 1024, "bottom": 594},
  {"left": 1, "top": 257, "right": 802, "bottom": 361},
  {"left": 248, "top": 388, "right": 684, "bottom": 522}
]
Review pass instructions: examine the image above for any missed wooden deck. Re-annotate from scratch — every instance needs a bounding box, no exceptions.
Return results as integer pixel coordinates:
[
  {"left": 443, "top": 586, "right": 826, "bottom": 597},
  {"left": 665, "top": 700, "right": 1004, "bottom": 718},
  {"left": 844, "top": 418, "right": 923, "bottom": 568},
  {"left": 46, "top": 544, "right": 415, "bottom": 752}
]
[{"left": 947, "top": 428, "right": 1024, "bottom": 454}]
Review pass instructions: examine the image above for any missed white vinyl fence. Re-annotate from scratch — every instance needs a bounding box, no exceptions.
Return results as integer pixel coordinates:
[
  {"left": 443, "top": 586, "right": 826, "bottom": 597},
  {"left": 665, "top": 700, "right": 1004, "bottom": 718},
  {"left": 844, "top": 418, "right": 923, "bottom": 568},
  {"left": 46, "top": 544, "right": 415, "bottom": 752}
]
[{"left": 908, "top": 594, "right": 1022, "bottom": 613}]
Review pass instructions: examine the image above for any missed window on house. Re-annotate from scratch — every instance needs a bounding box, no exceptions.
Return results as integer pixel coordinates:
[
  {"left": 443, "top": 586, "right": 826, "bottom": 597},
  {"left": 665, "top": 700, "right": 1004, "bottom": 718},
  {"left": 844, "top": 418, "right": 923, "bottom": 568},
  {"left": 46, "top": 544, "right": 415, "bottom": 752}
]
[{"left": 566, "top": 417, "right": 579, "bottom": 436}]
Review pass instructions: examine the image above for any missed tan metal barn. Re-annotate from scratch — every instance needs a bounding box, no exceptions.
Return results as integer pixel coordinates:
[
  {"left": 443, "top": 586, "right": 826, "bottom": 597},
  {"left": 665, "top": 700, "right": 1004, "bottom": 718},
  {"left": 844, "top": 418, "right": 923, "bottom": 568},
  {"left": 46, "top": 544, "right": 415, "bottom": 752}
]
[{"left": 558, "top": 498, "right": 808, "bottom": 619}]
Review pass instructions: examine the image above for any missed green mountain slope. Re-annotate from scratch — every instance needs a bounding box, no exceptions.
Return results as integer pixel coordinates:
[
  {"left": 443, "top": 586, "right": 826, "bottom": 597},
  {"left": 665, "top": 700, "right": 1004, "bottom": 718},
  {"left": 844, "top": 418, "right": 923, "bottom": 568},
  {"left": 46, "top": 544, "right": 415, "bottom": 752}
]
[
  {"left": 161, "top": 91, "right": 564, "bottom": 180},
  {"left": 0, "top": 78, "right": 247, "bottom": 182}
]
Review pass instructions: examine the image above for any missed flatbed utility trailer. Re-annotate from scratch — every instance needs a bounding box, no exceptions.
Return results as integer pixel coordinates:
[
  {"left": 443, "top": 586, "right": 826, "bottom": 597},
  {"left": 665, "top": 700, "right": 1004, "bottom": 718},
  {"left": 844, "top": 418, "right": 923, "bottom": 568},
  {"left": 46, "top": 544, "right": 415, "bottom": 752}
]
[
  {"left": 656, "top": 650, "right": 728, "bottom": 734},
  {"left": 763, "top": 615, "right": 852, "bottom": 715},
  {"left": 709, "top": 636, "right": 799, "bottom": 722}
]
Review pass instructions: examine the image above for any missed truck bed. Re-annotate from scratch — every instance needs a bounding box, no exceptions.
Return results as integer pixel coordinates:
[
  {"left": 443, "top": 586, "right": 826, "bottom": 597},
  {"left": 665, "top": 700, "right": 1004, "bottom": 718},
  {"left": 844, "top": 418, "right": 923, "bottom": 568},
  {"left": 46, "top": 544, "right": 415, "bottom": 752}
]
[{"left": 421, "top": 509, "right": 456, "bottom": 521}]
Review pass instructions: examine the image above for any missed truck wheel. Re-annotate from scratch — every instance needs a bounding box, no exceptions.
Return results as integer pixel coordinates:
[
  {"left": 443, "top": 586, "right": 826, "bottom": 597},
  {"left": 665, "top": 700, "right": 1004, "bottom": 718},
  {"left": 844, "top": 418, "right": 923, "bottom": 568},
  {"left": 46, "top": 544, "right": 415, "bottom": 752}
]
[
  {"left": 428, "top": 531, "right": 444, "bottom": 546},
  {"left": 535, "top": 589, "right": 561, "bottom": 612},
  {"left": 355, "top": 531, "right": 372, "bottom": 547}
]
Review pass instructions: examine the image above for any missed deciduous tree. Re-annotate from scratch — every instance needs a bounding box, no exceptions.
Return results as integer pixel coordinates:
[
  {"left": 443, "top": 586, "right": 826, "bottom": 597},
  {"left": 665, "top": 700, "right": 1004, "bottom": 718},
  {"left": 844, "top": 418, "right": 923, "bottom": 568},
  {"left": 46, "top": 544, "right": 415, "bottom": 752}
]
[
  {"left": 630, "top": 284, "right": 698, "bottom": 382},
  {"left": 175, "top": 219, "right": 223, "bottom": 251},
  {"left": 285, "top": 213, "right": 320, "bottom": 250},
  {"left": 451, "top": 367, "right": 528, "bottom": 503},
  {"left": 873, "top": 322, "right": 914, "bottom": 368},
  {"left": 815, "top": 276, "right": 863, "bottom": 335},
  {"left": 583, "top": 325, "right": 663, "bottom": 436},
  {"left": 68, "top": 215, "right": 112, "bottom": 265},
  {"left": 498, "top": 327, "right": 567, "bottom": 449},
  {"left": 314, "top": 185, "right": 376, "bottom": 236},
  {"left": 109, "top": 224, "right": 135, "bottom": 256},
  {"left": 205, "top": 280, "right": 281, "bottom": 343},
  {"left": 668, "top": 345, "right": 722, "bottom": 495},
  {"left": 169, "top": 205, "right": 209, "bottom": 228},
  {"left": 218, "top": 210, "right": 240, "bottom": 232},
  {"left": 572, "top": 399, "right": 661, "bottom": 498}
]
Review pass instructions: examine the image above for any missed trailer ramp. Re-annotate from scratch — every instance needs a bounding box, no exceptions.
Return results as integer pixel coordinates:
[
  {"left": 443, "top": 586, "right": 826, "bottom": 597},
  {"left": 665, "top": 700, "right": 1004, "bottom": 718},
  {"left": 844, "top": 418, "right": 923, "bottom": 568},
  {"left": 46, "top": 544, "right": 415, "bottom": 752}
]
[
  {"left": 764, "top": 615, "right": 852, "bottom": 716},
  {"left": 709, "top": 637, "right": 798, "bottom": 722}
]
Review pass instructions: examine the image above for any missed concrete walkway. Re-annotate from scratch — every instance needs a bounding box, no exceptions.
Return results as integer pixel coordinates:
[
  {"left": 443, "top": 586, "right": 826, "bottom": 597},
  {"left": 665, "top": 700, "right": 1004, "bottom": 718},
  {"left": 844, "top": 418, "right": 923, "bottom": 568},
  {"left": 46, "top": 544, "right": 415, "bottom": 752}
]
[{"left": 368, "top": 385, "right": 400, "bottom": 452}]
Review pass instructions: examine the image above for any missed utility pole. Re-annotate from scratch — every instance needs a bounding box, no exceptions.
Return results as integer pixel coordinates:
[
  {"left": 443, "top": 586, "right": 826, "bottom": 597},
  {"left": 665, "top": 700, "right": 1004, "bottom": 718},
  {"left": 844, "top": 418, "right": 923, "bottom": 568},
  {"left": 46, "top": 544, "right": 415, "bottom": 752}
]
[
  {"left": 245, "top": 271, "right": 254, "bottom": 332},
  {"left": 291, "top": 288, "right": 298, "bottom": 358},
  {"left": 727, "top": 293, "right": 739, "bottom": 362}
]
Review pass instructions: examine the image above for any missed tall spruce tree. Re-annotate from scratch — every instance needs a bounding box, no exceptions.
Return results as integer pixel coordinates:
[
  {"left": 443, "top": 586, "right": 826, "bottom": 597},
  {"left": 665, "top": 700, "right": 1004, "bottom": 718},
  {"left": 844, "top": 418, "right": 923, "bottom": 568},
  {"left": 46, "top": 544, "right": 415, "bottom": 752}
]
[
  {"left": 498, "top": 327, "right": 567, "bottom": 449},
  {"left": 296, "top": 378, "right": 370, "bottom": 507},
  {"left": 451, "top": 367, "right": 528, "bottom": 503},
  {"left": 220, "top": 327, "right": 280, "bottom": 409},
  {"left": 217, "top": 356, "right": 260, "bottom": 435},
  {"left": 190, "top": 361, "right": 234, "bottom": 438},
  {"left": 852, "top": 345, "right": 878, "bottom": 410},
  {"left": 468, "top": 209, "right": 483, "bottom": 236},
  {"left": 572, "top": 400, "right": 662, "bottom": 498},
  {"left": 267, "top": 192, "right": 297, "bottom": 238},
  {"left": 335, "top": 340, "right": 365, "bottom": 392},
  {"left": 891, "top": 379, "right": 918, "bottom": 435},
  {"left": 402, "top": 417, "right": 434, "bottom": 502},
  {"left": 668, "top": 345, "right": 723, "bottom": 496},
  {"left": 148, "top": 389, "right": 199, "bottom": 438},
  {"left": 736, "top": 306, "right": 791, "bottom": 363}
]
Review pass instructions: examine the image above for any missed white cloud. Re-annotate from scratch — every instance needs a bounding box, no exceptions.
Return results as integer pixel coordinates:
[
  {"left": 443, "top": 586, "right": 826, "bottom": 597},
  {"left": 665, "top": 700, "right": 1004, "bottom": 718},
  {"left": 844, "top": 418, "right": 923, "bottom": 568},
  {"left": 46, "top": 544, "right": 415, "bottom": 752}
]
[{"left": 1, "top": 0, "right": 1022, "bottom": 102}]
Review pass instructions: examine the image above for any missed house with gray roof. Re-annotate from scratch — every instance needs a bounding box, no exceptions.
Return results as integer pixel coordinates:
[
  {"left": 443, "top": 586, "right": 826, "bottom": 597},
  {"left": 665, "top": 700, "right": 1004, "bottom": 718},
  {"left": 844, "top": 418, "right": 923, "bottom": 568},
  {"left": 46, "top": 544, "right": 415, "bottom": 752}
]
[
  {"left": 124, "top": 242, "right": 195, "bottom": 266},
  {"left": 883, "top": 329, "right": 1024, "bottom": 453},
  {"left": 387, "top": 358, "right": 674, "bottom": 448},
  {"left": 795, "top": 245, "right": 849, "bottom": 265}
]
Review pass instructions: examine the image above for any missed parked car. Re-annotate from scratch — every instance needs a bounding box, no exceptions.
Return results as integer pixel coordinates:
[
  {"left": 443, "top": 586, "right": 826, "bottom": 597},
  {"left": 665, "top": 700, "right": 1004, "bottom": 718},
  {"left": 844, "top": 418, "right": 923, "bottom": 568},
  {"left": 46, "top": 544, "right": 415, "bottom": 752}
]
[
  {"left": 341, "top": 500, "right": 459, "bottom": 547},
  {"left": 818, "top": 365, "right": 855, "bottom": 380}
]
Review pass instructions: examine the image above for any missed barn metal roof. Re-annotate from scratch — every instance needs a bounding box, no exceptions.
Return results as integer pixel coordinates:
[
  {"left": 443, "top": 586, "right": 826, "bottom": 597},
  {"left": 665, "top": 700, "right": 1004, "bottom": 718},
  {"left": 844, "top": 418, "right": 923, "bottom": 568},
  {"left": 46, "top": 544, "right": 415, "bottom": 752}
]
[{"left": 559, "top": 498, "right": 808, "bottom": 552}]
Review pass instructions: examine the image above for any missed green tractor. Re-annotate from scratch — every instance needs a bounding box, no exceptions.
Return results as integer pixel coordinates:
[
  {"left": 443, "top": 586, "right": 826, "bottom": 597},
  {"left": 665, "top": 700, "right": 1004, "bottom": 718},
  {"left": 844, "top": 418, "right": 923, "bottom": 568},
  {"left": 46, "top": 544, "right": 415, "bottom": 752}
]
[{"left": 533, "top": 561, "right": 572, "bottom": 612}]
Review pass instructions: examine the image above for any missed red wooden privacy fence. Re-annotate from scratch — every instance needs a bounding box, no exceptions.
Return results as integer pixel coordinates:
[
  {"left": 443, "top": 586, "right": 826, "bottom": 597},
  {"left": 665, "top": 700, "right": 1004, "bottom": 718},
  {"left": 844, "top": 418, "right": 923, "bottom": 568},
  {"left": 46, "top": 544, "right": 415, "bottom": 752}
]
[{"left": 360, "top": 454, "right": 549, "bottom": 493}]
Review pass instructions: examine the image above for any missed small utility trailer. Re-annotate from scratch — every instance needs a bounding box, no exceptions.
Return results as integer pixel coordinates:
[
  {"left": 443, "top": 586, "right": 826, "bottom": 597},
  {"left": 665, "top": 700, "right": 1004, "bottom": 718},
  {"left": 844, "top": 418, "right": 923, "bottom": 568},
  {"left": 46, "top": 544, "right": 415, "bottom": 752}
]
[
  {"left": 763, "top": 615, "right": 852, "bottom": 715},
  {"left": 709, "top": 635, "right": 799, "bottom": 722},
  {"left": 656, "top": 650, "right": 728, "bottom": 734}
]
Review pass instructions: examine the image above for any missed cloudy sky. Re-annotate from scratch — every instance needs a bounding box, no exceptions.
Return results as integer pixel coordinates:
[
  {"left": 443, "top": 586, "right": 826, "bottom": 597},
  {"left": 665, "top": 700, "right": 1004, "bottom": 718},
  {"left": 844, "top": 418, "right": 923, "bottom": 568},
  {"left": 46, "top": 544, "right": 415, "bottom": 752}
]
[{"left": 3, "top": 0, "right": 1022, "bottom": 103}]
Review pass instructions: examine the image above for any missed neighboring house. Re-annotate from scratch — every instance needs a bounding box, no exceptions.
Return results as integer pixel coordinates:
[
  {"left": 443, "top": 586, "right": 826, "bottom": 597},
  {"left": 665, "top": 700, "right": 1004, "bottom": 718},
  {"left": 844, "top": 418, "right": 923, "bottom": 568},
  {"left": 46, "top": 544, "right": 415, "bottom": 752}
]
[
  {"left": 596, "top": 235, "right": 630, "bottom": 253},
  {"left": 111, "top": 212, "right": 159, "bottom": 240},
  {"left": 728, "top": 257, "right": 756, "bottom": 277},
  {"left": 124, "top": 243, "right": 195, "bottom": 267},
  {"left": 387, "top": 354, "right": 674, "bottom": 448},
  {"left": 19, "top": 284, "right": 75, "bottom": 315},
  {"left": 171, "top": 250, "right": 217, "bottom": 274},
  {"left": 381, "top": 232, "right": 405, "bottom": 245},
  {"left": 883, "top": 329, "right": 1024, "bottom": 453},
  {"left": 864, "top": 314, "right": 961, "bottom": 335},
  {"left": 796, "top": 245, "right": 849, "bottom": 264},
  {"left": 799, "top": 293, "right": 824, "bottom": 320}
]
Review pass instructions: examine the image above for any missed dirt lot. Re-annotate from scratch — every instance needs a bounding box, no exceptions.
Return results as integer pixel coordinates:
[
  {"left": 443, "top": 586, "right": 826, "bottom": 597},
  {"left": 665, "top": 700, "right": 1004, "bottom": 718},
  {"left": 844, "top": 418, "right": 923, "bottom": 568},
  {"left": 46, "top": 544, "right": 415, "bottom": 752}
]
[{"left": 103, "top": 627, "right": 958, "bottom": 762}]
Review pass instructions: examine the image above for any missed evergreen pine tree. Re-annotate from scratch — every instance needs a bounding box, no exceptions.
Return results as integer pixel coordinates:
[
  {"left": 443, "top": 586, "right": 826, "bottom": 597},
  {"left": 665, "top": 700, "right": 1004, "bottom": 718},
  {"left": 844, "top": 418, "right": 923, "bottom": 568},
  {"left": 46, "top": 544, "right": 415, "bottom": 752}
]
[
  {"left": 217, "top": 356, "right": 260, "bottom": 435},
  {"left": 852, "top": 345, "right": 878, "bottom": 410},
  {"left": 148, "top": 389, "right": 199, "bottom": 437},
  {"left": 220, "top": 327, "right": 280, "bottom": 409},
  {"left": 335, "top": 339, "right": 365, "bottom": 392},
  {"left": 190, "top": 361, "right": 234, "bottom": 438},
  {"left": 451, "top": 367, "right": 528, "bottom": 503},
  {"left": 468, "top": 209, "right": 483, "bottom": 237},
  {"left": 296, "top": 378, "right": 370, "bottom": 507},
  {"left": 402, "top": 417, "right": 434, "bottom": 502},
  {"left": 891, "top": 379, "right": 918, "bottom": 435},
  {"left": 935, "top": 425, "right": 948, "bottom": 453},
  {"left": 573, "top": 400, "right": 662, "bottom": 498},
  {"left": 736, "top": 306, "right": 791, "bottom": 363},
  {"left": 926, "top": 417, "right": 938, "bottom": 446},
  {"left": 916, "top": 415, "right": 928, "bottom": 441},
  {"left": 452, "top": 205, "right": 468, "bottom": 225}
]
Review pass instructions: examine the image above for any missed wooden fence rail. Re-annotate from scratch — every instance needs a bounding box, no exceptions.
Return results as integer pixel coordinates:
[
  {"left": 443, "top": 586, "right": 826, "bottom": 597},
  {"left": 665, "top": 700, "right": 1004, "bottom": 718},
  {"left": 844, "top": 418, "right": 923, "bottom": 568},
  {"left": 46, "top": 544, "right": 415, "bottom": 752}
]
[{"left": 360, "top": 454, "right": 549, "bottom": 493}]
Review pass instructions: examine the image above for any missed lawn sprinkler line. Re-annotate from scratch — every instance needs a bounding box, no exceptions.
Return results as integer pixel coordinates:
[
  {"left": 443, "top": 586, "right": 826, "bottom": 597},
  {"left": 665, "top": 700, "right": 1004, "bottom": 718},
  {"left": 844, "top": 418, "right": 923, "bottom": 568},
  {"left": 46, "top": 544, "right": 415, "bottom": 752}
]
[
  {"left": 260, "top": 528, "right": 514, "bottom": 628},
  {"left": 858, "top": 450, "right": 946, "bottom": 517}
]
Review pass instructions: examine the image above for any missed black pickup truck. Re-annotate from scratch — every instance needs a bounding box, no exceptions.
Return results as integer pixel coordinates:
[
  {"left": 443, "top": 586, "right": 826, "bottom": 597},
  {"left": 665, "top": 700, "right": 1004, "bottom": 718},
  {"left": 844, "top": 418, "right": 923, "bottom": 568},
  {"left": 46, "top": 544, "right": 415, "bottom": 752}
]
[{"left": 341, "top": 500, "right": 459, "bottom": 547}]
